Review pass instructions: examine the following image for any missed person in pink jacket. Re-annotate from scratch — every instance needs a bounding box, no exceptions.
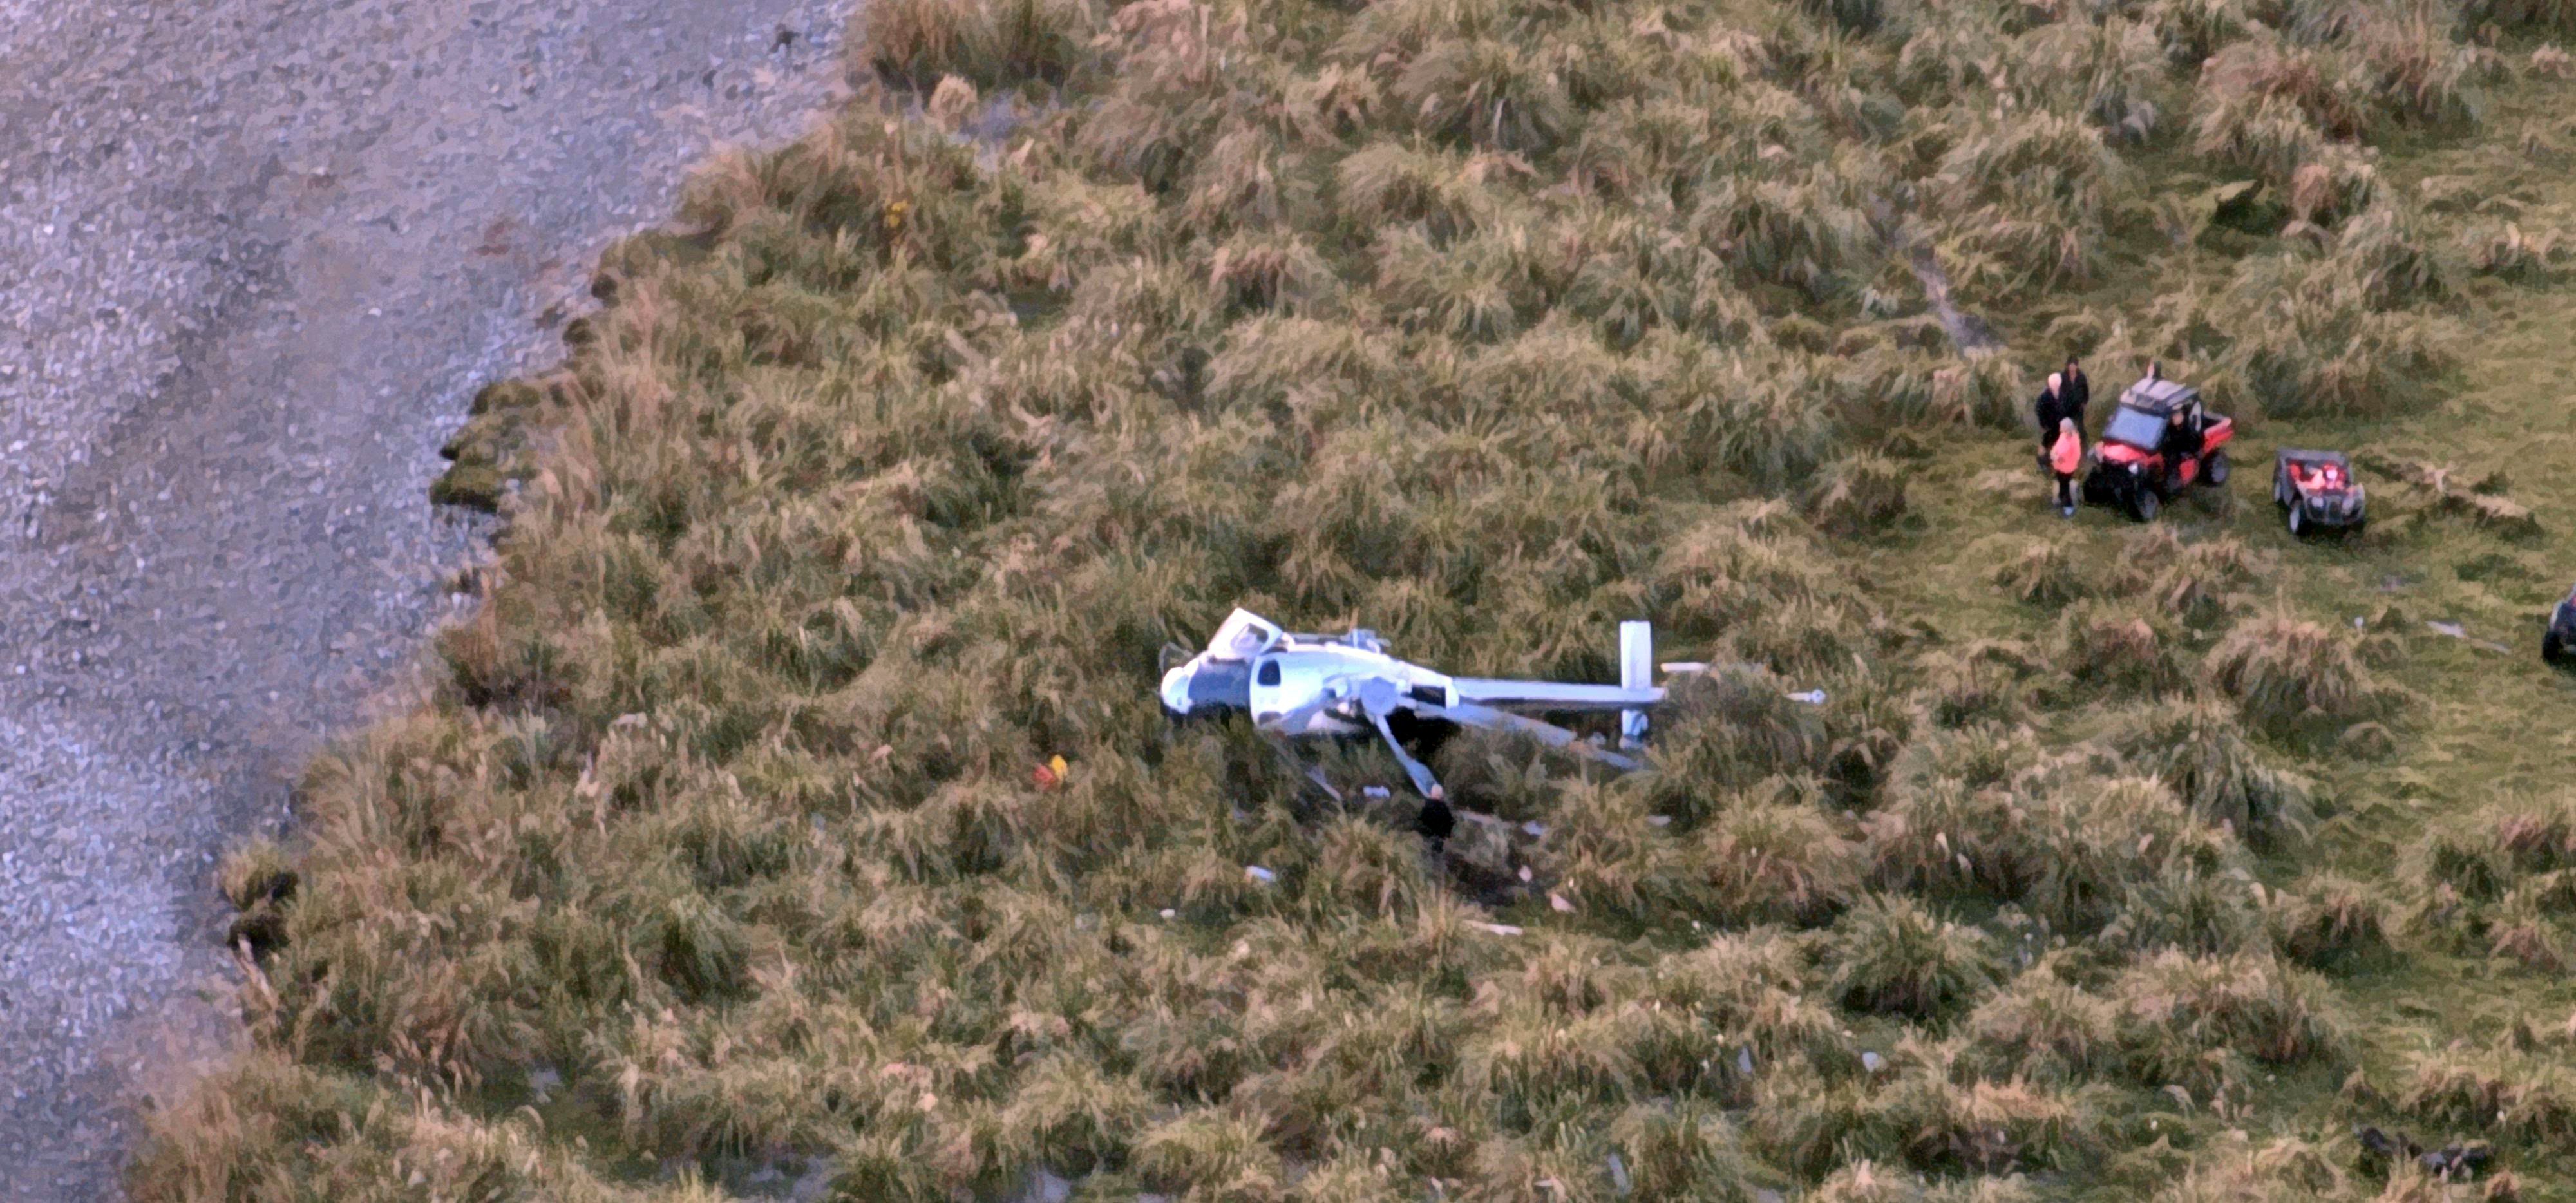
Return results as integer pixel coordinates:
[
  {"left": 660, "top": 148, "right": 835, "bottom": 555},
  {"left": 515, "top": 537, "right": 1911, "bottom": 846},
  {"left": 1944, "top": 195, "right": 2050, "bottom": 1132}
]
[{"left": 2050, "top": 417, "right": 2083, "bottom": 518}]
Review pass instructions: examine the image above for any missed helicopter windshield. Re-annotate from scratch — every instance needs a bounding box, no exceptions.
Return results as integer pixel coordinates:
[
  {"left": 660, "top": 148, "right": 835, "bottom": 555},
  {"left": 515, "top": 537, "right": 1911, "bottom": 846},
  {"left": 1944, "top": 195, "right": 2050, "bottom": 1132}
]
[{"left": 1204, "top": 609, "right": 1284, "bottom": 661}]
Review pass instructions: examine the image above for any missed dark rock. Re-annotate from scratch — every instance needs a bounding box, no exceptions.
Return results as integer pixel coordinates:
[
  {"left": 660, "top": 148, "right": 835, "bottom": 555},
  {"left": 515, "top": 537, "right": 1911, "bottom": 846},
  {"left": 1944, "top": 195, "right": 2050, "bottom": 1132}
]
[{"left": 225, "top": 904, "right": 288, "bottom": 958}]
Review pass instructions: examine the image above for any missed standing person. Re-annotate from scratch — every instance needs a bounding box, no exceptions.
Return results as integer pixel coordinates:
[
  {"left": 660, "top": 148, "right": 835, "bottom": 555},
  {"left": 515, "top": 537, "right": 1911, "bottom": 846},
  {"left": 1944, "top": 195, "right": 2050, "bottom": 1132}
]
[
  {"left": 2032, "top": 371, "right": 2065, "bottom": 469},
  {"left": 2050, "top": 417, "right": 2082, "bottom": 518},
  {"left": 2060, "top": 356, "right": 2090, "bottom": 441}
]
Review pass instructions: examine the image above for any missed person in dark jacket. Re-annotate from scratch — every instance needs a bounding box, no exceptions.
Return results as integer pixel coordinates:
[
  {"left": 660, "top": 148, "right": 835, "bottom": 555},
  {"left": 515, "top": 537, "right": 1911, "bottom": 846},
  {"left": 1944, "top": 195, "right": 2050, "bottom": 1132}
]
[
  {"left": 2060, "top": 356, "right": 2090, "bottom": 439},
  {"left": 2160, "top": 404, "right": 2201, "bottom": 466},
  {"left": 2032, "top": 372, "right": 2065, "bottom": 466}
]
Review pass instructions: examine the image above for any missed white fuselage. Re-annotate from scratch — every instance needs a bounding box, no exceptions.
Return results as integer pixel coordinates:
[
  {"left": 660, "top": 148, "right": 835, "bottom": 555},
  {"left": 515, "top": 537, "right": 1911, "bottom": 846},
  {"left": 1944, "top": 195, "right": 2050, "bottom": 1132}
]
[
  {"left": 1247, "top": 645, "right": 1454, "bottom": 736},
  {"left": 1157, "top": 608, "right": 1671, "bottom": 740}
]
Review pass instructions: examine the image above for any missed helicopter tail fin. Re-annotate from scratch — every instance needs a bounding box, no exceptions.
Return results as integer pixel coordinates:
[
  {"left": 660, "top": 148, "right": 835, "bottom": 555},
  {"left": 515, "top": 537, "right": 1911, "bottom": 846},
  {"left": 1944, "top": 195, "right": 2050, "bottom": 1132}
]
[{"left": 1619, "top": 621, "right": 1652, "bottom": 749}]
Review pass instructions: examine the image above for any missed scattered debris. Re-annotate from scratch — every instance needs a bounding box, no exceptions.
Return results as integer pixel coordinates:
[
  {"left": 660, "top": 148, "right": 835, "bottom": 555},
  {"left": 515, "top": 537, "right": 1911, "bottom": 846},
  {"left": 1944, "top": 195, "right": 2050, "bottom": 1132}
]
[
  {"left": 2417, "top": 1142, "right": 2492, "bottom": 1180},
  {"left": 1474, "top": 922, "right": 1525, "bottom": 936},
  {"left": 1032, "top": 755, "right": 1069, "bottom": 790},
  {"left": 1244, "top": 865, "right": 1276, "bottom": 884},
  {"left": 2355, "top": 1125, "right": 2493, "bottom": 1180},
  {"left": 1606, "top": 1151, "right": 1631, "bottom": 1196},
  {"left": 1548, "top": 892, "right": 1575, "bottom": 913},
  {"left": 1861, "top": 1051, "right": 1886, "bottom": 1074}
]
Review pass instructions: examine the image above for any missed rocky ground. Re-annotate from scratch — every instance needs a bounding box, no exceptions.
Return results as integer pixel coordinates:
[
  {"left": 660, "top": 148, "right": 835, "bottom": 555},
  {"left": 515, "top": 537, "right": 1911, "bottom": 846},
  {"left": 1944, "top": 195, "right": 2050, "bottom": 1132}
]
[{"left": 0, "top": 2, "right": 852, "bottom": 1197}]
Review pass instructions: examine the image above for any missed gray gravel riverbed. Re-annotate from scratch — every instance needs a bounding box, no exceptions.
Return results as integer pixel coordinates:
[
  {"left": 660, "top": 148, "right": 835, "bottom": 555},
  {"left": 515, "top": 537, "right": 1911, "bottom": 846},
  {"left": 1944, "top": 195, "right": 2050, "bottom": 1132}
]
[{"left": 0, "top": 3, "right": 851, "bottom": 1197}]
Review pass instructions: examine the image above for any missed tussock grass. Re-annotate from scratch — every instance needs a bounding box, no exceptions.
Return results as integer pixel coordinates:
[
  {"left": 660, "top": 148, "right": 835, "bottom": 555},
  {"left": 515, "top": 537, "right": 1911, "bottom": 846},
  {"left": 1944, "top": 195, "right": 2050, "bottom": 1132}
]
[
  {"left": 2405, "top": 794, "right": 2576, "bottom": 971},
  {"left": 1826, "top": 894, "right": 2002, "bottom": 1019},
  {"left": 2145, "top": 1133, "right": 2353, "bottom": 1200},
  {"left": 2268, "top": 872, "right": 2394, "bottom": 969},
  {"left": 1692, "top": 799, "right": 1867, "bottom": 926},
  {"left": 2203, "top": 602, "right": 2403, "bottom": 734},
  {"left": 1809, "top": 452, "right": 1909, "bottom": 536},
  {"left": 1962, "top": 960, "right": 2123, "bottom": 1084},
  {"left": 2111, "top": 950, "right": 2347, "bottom": 1092},
  {"left": 1643, "top": 666, "right": 1837, "bottom": 816},
  {"left": 2057, "top": 599, "right": 2189, "bottom": 693},
  {"left": 2094, "top": 699, "right": 2318, "bottom": 842},
  {"left": 860, "top": 0, "right": 1104, "bottom": 92},
  {"left": 2127, "top": 527, "right": 2257, "bottom": 629},
  {"left": 142, "top": 0, "right": 2576, "bottom": 1193},
  {"left": 1993, "top": 537, "right": 2094, "bottom": 609},
  {"left": 214, "top": 839, "right": 297, "bottom": 914},
  {"left": 2401, "top": 1039, "right": 2576, "bottom": 1142},
  {"left": 1912, "top": 640, "right": 2049, "bottom": 729}
]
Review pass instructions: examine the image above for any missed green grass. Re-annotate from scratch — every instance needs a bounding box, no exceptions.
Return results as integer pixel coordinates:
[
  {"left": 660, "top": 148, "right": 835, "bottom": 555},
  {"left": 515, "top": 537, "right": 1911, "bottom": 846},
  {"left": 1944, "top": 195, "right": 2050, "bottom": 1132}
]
[{"left": 135, "top": 2, "right": 2576, "bottom": 1200}]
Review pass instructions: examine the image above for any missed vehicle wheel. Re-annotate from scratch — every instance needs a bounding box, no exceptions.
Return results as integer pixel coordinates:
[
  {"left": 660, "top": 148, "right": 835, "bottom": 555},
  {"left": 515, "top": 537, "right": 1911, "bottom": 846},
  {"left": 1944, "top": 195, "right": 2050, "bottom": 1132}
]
[
  {"left": 2349, "top": 517, "right": 2366, "bottom": 538},
  {"left": 2274, "top": 468, "right": 2289, "bottom": 507},
  {"left": 2205, "top": 451, "right": 2230, "bottom": 486},
  {"left": 2287, "top": 505, "right": 2306, "bottom": 536},
  {"left": 2547, "top": 632, "right": 2565, "bottom": 665},
  {"left": 2132, "top": 489, "right": 2160, "bottom": 522}
]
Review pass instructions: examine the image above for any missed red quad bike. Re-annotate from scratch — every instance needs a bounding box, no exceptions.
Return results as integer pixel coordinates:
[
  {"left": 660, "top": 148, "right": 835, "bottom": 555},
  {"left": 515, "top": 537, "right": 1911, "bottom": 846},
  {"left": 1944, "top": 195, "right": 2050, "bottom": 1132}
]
[
  {"left": 2274, "top": 448, "right": 2366, "bottom": 537},
  {"left": 2081, "top": 377, "right": 2235, "bottom": 522}
]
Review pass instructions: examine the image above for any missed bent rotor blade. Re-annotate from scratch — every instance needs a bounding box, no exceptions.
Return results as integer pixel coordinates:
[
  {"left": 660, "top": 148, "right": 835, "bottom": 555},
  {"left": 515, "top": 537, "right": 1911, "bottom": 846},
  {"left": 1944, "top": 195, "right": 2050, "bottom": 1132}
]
[
  {"left": 1261, "top": 683, "right": 1348, "bottom": 737},
  {"left": 1426, "top": 702, "right": 1642, "bottom": 772},
  {"left": 1364, "top": 707, "right": 1446, "bottom": 800}
]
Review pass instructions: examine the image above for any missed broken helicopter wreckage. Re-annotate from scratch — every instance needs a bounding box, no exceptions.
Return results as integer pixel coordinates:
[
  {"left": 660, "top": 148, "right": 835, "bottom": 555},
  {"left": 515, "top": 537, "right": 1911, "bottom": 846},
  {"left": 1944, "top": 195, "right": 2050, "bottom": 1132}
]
[{"left": 1159, "top": 609, "right": 1826, "bottom": 806}]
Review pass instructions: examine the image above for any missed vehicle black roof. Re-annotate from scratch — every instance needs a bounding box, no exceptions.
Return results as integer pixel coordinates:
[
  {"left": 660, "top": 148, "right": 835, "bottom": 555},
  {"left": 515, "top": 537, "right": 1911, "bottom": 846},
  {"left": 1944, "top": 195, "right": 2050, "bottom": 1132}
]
[{"left": 2117, "top": 377, "right": 2201, "bottom": 413}]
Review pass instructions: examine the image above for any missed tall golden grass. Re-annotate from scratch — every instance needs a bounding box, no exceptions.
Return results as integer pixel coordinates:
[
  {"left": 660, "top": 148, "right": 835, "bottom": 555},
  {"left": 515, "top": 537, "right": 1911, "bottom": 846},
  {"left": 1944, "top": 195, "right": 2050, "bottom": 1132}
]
[{"left": 170, "top": 0, "right": 2576, "bottom": 1197}]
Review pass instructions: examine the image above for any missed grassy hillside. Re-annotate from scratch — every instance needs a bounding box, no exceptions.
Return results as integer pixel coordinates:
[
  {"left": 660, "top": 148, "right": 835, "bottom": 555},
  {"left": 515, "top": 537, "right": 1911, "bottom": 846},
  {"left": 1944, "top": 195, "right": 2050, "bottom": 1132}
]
[{"left": 135, "top": 0, "right": 2576, "bottom": 1198}]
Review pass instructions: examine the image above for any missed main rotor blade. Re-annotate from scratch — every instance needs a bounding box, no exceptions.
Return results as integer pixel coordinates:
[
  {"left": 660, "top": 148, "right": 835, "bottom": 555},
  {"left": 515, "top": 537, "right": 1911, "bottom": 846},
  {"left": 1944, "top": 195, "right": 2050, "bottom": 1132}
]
[{"left": 1425, "top": 701, "right": 1642, "bottom": 772}]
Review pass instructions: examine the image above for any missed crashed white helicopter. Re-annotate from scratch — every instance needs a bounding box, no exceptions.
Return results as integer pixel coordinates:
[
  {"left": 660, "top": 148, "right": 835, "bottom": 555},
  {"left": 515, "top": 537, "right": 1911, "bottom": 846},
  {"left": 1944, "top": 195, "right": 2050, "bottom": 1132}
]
[{"left": 1159, "top": 609, "right": 1823, "bottom": 803}]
